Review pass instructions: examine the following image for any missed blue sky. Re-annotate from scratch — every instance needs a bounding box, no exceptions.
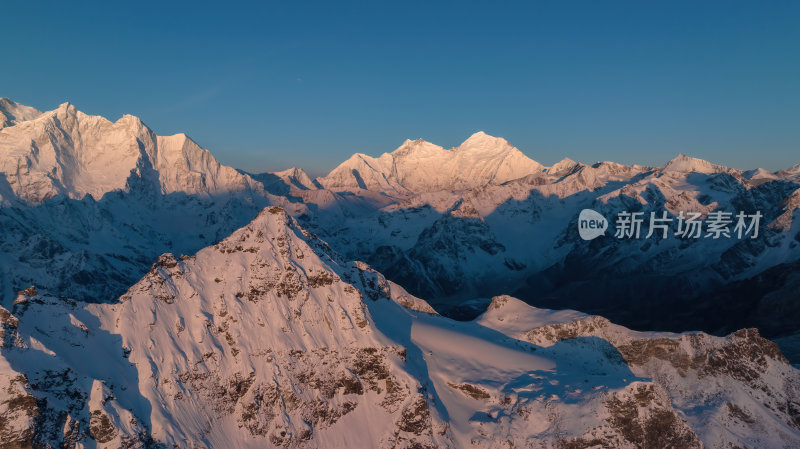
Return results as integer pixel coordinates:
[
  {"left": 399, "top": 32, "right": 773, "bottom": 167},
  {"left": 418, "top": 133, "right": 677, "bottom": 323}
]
[{"left": 2, "top": 1, "right": 799, "bottom": 175}]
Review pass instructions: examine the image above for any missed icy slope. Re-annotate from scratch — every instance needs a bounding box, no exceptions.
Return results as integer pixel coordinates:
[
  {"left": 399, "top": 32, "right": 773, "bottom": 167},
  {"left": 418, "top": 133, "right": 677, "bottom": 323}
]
[{"left": 477, "top": 295, "right": 800, "bottom": 449}]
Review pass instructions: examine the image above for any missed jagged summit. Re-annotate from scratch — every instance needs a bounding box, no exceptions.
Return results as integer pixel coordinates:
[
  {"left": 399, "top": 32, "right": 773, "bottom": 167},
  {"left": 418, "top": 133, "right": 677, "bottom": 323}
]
[
  {"left": 547, "top": 157, "right": 582, "bottom": 177},
  {"left": 0, "top": 100, "right": 262, "bottom": 203},
  {"left": 743, "top": 167, "right": 778, "bottom": 181},
  {"left": 56, "top": 100, "right": 75, "bottom": 111},
  {"left": 552, "top": 156, "right": 577, "bottom": 166},
  {"left": 392, "top": 137, "right": 447, "bottom": 158},
  {"left": 0, "top": 97, "right": 42, "bottom": 129},
  {"left": 245, "top": 167, "right": 320, "bottom": 195},
  {"left": 662, "top": 153, "right": 733, "bottom": 174},
  {"left": 317, "top": 131, "right": 544, "bottom": 193},
  {"left": 456, "top": 130, "right": 510, "bottom": 150},
  {"left": 777, "top": 163, "right": 800, "bottom": 179},
  {"left": 273, "top": 167, "right": 318, "bottom": 190}
]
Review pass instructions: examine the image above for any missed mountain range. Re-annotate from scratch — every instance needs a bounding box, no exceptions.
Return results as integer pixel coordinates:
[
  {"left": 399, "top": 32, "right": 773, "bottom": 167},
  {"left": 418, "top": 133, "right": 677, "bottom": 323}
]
[{"left": 1, "top": 98, "right": 799, "bottom": 448}]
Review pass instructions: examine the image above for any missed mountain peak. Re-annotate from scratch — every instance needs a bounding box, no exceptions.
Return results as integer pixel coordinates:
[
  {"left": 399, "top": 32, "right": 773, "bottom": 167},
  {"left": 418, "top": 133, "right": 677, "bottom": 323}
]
[
  {"left": 393, "top": 137, "right": 444, "bottom": 155},
  {"left": 400, "top": 137, "right": 429, "bottom": 146},
  {"left": 743, "top": 167, "right": 778, "bottom": 181},
  {"left": 548, "top": 157, "right": 581, "bottom": 173},
  {"left": 0, "top": 102, "right": 260, "bottom": 203},
  {"left": 464, "top": 130, "right": 493, "bottom": 140},
  {"left": 272, "top": 167, "right": 319, "bottom": 191},
  {"left": 319, "top": 132, "right": 543, "bottom": 193},
  {"left": 663, "top": 153, "right": 727, "bottom": 174},
  {"left": 665, "top": 153, "right": 697, "bottom": 164},
  {"left": 457, "top": 131, "right": 510, "bottom": 150},
  {"left": 116, "top": 113, "right": 149, "bottom": 133},
  {"left": 56, "top": 101, "right": 76, "bottom": 113},
  {"left": 0, "top": 98, "right": 42, "bottom": 129},
  {"left": 247, "top": 205, "right": 291, "bottom": 229},
  {"left": 274, "top": 166, "right": 307, "bottom": 177},
  {"left": 467, "top": 130, "right": 490, "bottom": 138}
]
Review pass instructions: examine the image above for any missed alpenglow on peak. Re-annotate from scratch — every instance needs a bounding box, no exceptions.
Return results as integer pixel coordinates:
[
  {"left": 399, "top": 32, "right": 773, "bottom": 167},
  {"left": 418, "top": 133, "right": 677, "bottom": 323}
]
[{"left": 317, "top": 131, "right": 544, "bottom": 193}]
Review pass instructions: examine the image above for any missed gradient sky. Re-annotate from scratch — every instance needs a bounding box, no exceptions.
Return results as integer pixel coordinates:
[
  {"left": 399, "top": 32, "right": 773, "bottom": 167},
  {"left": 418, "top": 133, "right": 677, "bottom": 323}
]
[{"left": 2, "top": 1, "right": 799, "bottom": 175}]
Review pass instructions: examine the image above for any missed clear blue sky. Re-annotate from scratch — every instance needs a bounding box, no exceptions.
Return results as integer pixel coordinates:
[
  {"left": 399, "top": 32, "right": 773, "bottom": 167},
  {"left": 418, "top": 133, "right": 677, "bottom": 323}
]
[{"left": 2, "top": 1, "right": 799, "bottom": 175}]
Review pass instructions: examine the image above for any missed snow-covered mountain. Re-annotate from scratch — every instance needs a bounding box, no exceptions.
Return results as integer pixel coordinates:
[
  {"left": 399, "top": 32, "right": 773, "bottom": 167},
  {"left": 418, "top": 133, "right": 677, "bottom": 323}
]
[
  {"left": 1, "top": 98, "right": 800, "bottom": 447},
  {"left": 2, "top": 207, "right": 798, "bottom": 448},
  {"left": 2, "top": 99, "right": 799, "bottom": 353},
  {"left": 0, "top": 98, "right": 42, "bottom": 129},
  {"left": 662, "top": 152, "right": 738, "bottom": 175},
  {"left": 316, "top": 132, "right": 545, "bottom": 194},
  {"left": 2, "top": 100, "right": 799, "bottom": 340},
  {"left": 298, "top": 148, "right": 800, "bottom": 341},
  {"left": 0, "top": 101, "right": 304, "bottom": 304},
  {"left": 0, "top": 102, "right": 263, "bottom": 204},
  {"left": 245, "top": 167, "right": 320, "bottom": 196}
]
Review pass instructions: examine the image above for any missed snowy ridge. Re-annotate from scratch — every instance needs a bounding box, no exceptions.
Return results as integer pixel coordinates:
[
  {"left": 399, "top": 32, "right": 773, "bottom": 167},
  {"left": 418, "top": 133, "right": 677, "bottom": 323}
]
[
  {"left": 662, "top": 153, "right": 739, "bottom": 175},
  {"left": 317, "top": 131, "right": 544, "bottom": 194},
  {"left": 273, "top": 167, "right": 319, "bottom": 191},
  {"left": 478, "top": 295, "right": 800, "bottom": 448},
  {"left": 247, "top": 168, "right": 321, "bottom": 196},
  {"left": 0, "top": 98, "right": 42, "bottom": 129},
  {"left": 0, "top": 102, "right": 262, "bottom": 204}
]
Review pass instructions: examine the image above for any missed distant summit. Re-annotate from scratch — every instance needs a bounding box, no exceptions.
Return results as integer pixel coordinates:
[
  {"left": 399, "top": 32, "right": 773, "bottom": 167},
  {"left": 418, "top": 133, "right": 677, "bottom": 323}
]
[
  {"left": 317, "top": 131, "right": 544, "bottom": 193},
  {"left": 0, "top": 97, "right": 41, "bottom": 129},
  {"left": 662, "top": 153, "right": 734, "bottom": 175}
]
